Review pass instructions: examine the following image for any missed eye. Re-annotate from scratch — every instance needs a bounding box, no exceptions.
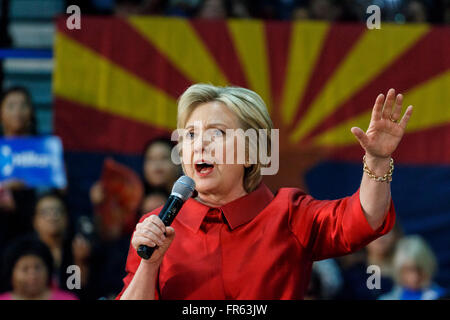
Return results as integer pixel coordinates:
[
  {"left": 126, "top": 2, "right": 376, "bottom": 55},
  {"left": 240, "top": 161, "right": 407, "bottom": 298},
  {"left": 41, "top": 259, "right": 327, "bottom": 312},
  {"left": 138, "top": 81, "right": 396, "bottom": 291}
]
[
  {"left": 213, "top": 129, "right": 225, "bottom": 137},
  {"left": 185, "top": 130, "right": 195, "bottom": 140}
]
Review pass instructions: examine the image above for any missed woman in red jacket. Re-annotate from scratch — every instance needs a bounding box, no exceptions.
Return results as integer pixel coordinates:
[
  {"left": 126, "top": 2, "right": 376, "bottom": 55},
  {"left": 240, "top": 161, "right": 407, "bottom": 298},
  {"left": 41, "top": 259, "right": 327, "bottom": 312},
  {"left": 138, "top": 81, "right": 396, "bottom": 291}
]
[{"left": 118, "top": 84, "right": 413, "bottom": 300}]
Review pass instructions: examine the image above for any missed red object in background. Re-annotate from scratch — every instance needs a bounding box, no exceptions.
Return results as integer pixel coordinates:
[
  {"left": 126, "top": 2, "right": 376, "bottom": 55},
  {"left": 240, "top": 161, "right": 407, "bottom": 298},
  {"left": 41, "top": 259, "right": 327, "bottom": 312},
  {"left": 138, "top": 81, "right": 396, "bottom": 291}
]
[{"left": 96, "top": 158, "right": 143, "bottom": 241}]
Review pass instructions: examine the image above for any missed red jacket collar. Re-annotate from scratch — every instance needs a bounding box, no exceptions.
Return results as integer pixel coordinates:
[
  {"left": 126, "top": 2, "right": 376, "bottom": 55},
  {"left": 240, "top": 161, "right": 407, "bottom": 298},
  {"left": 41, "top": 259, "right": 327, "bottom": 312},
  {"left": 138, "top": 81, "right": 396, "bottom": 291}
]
[{"left": 177, "top": 183, "right": 274, "bottom": 233}]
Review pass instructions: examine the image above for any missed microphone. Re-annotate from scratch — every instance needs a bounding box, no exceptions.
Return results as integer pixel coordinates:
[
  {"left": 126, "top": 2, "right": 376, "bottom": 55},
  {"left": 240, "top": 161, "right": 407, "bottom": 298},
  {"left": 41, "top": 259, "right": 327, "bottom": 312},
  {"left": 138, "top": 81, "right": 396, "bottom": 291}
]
[{"left": 137, "top": 175, "right": 195, "bottom": 260}]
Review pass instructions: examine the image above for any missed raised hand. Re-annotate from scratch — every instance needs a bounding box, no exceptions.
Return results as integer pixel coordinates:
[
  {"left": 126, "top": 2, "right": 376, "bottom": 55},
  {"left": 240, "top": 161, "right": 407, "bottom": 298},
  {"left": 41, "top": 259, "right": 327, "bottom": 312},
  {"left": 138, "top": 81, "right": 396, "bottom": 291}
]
[{"left": 351, "top": 88, "right": 413, "bottom": 159}]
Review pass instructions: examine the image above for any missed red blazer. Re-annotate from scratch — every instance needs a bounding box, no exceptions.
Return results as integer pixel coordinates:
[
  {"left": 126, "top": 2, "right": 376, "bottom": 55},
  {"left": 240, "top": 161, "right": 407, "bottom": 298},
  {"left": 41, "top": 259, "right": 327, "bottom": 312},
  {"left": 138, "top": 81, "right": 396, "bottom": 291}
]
[{"left": 116, "top": 183, "right": 395, "bottom": 300}]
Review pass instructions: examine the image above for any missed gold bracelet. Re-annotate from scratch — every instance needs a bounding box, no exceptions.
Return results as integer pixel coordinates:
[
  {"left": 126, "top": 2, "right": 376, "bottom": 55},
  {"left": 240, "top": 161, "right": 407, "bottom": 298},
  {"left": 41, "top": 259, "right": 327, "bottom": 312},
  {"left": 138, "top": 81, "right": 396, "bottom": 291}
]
[{"left": 363, "top": 155, "right": 394, "bottom": 183}]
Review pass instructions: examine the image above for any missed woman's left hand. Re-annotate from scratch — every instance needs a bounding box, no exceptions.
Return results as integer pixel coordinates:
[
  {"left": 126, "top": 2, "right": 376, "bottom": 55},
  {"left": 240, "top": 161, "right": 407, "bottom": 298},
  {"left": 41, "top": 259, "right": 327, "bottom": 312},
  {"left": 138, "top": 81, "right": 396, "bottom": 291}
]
[{"left": 351, "top": 88, "right": 413, "bottom": 159}]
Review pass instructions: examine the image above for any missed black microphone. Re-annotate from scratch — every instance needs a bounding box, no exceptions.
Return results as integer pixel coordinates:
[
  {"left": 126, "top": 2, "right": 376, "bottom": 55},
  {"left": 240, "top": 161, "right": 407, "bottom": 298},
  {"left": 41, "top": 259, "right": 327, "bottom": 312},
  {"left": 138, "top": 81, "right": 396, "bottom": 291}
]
[{"left": 137, "top": 175, "right": 195, "bottom": 260}]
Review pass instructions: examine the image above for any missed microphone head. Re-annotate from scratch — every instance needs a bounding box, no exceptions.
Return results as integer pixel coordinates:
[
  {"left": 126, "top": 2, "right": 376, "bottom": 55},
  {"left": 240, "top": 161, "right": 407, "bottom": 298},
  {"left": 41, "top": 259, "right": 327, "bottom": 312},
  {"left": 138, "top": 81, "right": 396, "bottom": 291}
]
[{"left": 171, "top": 175, "right": 196, "bottom": 201}]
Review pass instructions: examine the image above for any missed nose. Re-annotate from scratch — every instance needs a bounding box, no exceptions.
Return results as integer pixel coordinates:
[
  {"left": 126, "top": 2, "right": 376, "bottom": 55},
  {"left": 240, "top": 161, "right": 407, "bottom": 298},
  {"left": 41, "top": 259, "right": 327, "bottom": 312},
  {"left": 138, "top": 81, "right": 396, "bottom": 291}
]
[{"left": 193, "top": 129, "right": 212, "bottom": 155}]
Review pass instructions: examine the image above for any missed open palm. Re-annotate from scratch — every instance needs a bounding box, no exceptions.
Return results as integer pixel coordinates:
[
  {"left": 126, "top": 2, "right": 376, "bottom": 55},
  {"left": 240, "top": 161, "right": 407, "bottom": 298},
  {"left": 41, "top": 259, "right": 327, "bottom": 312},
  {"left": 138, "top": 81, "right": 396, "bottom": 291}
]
[{"left": 351, "top": 88, "right": 413, "bottom": 159}]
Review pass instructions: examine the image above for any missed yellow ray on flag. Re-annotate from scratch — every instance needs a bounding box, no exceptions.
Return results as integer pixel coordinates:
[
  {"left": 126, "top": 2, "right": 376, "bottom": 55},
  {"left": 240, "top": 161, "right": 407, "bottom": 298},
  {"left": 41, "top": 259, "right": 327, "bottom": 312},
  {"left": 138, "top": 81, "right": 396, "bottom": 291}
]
[
  {"left": 313, "top": 70, "right": 450, "bottom": 147},
  {"left": 290, "top": 23, "right": 430, "bottom": 143},
  {"left": 53, "top": 33, "right": 178, "bottom": 129},
  {"left": 280, "top": 21, "right": 329, "bottom": 125},
  {"left": 227, "top": 19, "right": 271, "bottom": 112},
  {"left": 129, "top": 16, "right": 228, "bottom": 87}
]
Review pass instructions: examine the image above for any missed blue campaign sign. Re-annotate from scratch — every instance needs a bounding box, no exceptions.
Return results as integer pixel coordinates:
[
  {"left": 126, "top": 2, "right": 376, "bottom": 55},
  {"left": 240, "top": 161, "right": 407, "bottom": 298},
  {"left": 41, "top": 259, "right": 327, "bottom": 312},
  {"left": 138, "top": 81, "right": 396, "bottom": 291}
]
[{"left": 0, "top": 136, "right": 67, "bottom": 188}]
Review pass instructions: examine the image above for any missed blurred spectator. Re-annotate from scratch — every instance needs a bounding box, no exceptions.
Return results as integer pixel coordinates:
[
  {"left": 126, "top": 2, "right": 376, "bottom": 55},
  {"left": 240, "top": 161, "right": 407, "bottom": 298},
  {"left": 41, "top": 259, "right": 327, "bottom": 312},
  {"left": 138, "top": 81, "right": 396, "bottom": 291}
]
[
  {"left": 0, "top": 87, "right": 37, "bottom": 254},
  {"left": 195, "top": 0, "right": 231, "bottom": 19},
  {"left": 229, "top": 0, "right": 251, "bottom": 18},
  {"left": 142, "top": 137, "right": 181, "bottom": 195},
  {"left": 405, "top": 0, "right": 429, "bottom": 23},
  {"left": 379, "top": 235, "right": 447, "bottom": 300},
  {"left": 32, "top": 191, "right": 93, "bottom": 298},
  {"left": 114, "top": 0, "right": 147, "bottom": 16},
  {"left": 366, "top": 222, "right": 403, "bottom": 281},
  {"left": 0, "top": 235, "right": 78, "bottom": 300},
  {"left": 292, "top": 4, "right": 310, "bottom": 20},
  {"left": 336, "top": 223, "right": 402, "bottom": 299},
  {"left": 0, "top": 86, "right": 37, "bottom": 137},
  {"left": 308, "top": 0, "right": 339, "bottom": 21},
  {"left": 138, "top": 136, "right": 183, "bottom": 222},
  {"left": 192, "top": 0, "right": 250, "bottom": 19}
]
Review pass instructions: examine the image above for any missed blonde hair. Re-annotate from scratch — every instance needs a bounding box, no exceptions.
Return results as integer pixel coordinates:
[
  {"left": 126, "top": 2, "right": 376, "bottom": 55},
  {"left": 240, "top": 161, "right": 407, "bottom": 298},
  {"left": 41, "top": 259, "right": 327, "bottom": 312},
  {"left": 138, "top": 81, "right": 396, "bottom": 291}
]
[
  {"left": 177, "top": 84, "right": 273, "bottom": 193},
  {"left": 393, "top": 235, "right": 437, "bottom": 285}
]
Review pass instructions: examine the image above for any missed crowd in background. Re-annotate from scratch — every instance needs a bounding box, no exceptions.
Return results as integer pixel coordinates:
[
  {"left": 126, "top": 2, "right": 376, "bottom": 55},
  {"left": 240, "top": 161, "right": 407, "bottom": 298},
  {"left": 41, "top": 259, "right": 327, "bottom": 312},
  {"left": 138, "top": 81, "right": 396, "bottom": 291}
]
[
  {"left": 0, "top": 86, "right": 179, "bottom": 299},
  {"left": 0, "top": 86, "right": 449, "bottom": 300},
  {"left": 71, "top": 0, "right": 450, "bottom": 25}
]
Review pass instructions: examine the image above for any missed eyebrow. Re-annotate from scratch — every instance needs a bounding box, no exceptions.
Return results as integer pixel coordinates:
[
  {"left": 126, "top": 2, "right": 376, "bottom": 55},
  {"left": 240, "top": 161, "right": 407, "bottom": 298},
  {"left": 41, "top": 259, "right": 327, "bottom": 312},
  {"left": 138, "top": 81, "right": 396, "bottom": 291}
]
[{"left": 185, "top": 122, "right": 230, "bottom": 130}]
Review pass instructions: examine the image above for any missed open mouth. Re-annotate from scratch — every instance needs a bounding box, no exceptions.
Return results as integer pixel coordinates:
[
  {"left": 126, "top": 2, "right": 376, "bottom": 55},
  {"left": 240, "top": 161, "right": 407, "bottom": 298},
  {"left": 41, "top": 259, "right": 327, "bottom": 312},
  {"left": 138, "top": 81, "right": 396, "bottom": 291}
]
[{"left": 195, "top": 160, "right": 214, "bottom": 176}]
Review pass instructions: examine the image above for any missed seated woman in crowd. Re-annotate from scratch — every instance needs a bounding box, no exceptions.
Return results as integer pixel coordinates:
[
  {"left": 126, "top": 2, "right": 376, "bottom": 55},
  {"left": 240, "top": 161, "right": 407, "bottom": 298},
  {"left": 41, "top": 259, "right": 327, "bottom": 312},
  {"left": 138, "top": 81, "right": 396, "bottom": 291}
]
[
  {"left": 0, "top": 235, "right": 78, "bottom": 300},
  {"left": 379, "top": 235, "right": 446, "bottom": 300},
  {"left": 32, "top": 191, "right": 92, "bottom": 298}
]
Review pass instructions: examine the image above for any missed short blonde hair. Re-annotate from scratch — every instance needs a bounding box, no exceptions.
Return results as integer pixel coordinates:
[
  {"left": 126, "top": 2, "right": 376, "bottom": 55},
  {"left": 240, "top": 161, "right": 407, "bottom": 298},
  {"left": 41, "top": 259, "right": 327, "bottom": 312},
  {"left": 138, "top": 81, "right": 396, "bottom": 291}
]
[
  {"left": 177, "top": 84, "right": 273, "bottom": 193},
  {"left": 393, "top": 235, "right": 438, "bottom": 285}
]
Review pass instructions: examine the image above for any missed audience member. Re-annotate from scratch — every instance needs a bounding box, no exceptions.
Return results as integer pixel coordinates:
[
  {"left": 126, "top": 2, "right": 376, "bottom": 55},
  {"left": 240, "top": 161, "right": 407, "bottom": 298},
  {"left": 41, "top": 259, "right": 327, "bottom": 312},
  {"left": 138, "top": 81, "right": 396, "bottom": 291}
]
[
  {"left": 405, "top": 0, "right": 429, "bottom": 23},
  {"left": 32, "top": 191, "right": 94, "bottom": 298},
  {"left": 379, "top": 235, "right": 446, "bottom": 300},
  {"left": 337, "top": 224, "right": 402, "bottom": 299},
  {"left": 0, "top": 87, "right": 38, "bottom": 253},
  {"left": 196, "top": 0, "right": 229, "bottom": 20},
  {"left": 141, "top": 137, "right": 181, "bottom": 195},
  {"left": 0, "top": 235, "right": 78, "bottom": 300}
]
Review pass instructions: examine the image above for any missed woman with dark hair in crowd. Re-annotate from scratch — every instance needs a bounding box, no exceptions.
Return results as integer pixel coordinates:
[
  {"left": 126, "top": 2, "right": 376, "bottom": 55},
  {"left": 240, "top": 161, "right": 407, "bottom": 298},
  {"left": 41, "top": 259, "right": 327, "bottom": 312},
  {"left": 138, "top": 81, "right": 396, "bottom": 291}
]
[
  {"left": 141, "top": 137, "right": 181, "bottom": 195},
  {"left": 0, "top": 86, "right": 38, "bottom": 253},
  {"left": 32, "top": 191, "right": 94, "bottom": 299},
  {"left": 90, "top": 136, "right": 181, "bottom": 219},
  {"left": 0, "top": 86, "right": 37, "bottom": 137},
  {"left": 0, "top": 234, "right": 78, "bottom": 300}
]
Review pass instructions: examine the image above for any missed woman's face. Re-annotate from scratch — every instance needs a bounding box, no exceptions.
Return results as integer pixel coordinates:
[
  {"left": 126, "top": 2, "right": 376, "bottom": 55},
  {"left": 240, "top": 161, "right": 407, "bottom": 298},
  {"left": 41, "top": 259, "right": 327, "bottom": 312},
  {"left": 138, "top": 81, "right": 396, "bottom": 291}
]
[
  {"left": 1, "top": 91, "right": 32, "bottom": 136},
  {"left": 198, "top": 0, "right": 227, "bottom": 19},
  {"left": 399, "top": 261, "right": 428, "bottom": 291},
  {"left": 143, "top": 142, "right": 179, "bottom": 188},
  {"left": 34, "top": 196, "right": 68, "bottom": 237},
  {"left": 182, "top": 101, "right": 247, "bottom": 201},
  {"left": 12, "top": 255, "right": 48, "bottom": 299}
]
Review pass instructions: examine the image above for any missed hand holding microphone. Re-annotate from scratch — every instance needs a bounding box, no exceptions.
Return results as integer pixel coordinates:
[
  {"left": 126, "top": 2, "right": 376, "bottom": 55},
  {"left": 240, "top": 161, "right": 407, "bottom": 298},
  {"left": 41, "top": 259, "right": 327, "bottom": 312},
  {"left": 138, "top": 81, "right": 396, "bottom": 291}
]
[{"left": 132, "top": 176, "right": 195, "bottom": 263}]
